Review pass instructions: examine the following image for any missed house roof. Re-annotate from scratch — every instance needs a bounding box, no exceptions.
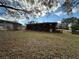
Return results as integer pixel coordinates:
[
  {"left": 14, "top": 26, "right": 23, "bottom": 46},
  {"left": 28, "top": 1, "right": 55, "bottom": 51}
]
[
  {"left": 0, "top": 19, "right": 22, "bottom": 25},
  {"left": 27, "top": 22, "right": 57, "bottom": 25}
]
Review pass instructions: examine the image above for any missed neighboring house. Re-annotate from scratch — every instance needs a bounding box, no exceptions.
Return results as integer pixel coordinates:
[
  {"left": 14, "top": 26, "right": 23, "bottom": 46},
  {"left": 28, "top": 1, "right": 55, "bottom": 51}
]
[
  {"left": 68, "top": 23, "right": 72, "bottom": 30},
  {"left": 26, "top": 22, "right": 57, "bottom": 32},
  {"left": 0, "top": 19, "right": 22, "bottom": 30}
]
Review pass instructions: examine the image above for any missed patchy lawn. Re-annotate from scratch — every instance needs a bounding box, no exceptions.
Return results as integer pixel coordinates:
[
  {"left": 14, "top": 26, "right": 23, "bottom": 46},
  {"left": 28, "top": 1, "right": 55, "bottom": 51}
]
[{"left": 0, "top": 30, "right": 79, "bottom": 59}]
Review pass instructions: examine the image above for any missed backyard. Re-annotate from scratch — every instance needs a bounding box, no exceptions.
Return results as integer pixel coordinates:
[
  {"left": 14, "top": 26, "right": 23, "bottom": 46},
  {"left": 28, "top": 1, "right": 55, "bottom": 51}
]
[{"left": 0, "top": 30, "right": 79, "bottom": 59}]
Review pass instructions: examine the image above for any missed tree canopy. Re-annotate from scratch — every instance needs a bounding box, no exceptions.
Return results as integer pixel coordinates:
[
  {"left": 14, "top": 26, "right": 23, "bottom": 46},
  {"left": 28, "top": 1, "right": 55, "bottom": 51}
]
[
  {"left": 62, "top": 17, "right": 79, "bottom": 24},
  {"left": 0, "top": 0, "right": 79, "bottom": 20},
  {"left": 61, "top": 17, "right": 79, "bottom": 30}
]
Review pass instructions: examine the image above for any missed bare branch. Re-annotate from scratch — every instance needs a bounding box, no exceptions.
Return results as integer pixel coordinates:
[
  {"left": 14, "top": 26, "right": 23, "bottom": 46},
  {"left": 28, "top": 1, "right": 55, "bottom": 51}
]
[{"left": 0, "top": 4, "right": 32, "bottom": 14}]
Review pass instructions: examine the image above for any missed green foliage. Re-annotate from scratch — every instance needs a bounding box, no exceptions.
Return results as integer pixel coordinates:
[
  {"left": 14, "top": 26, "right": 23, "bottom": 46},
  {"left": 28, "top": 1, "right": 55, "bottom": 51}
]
[
  {"left": 71, "top": 25, "right": 79, "bottom": 34},
  {"left": 71, "top": 25, "right": 79, "bottom": 30},
  {"left": 62, "top": 17, "right": 78, "bottom": 23},
  {"left": 64, "top": 27, "right": 69, "bottom": 30},
  {"left": 62, "top": 17, "right": 79, "bottom": 30}
]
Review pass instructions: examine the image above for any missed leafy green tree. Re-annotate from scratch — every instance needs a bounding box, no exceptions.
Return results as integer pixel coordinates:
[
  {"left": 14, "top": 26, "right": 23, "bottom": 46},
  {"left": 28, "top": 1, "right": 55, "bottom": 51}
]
[{"left": 61, "top": 17, "right": 79, "bottom": 30}]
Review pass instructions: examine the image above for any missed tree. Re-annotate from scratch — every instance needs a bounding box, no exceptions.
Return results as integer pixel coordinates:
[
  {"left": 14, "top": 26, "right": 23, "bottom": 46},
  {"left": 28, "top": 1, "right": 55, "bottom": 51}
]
[
  {"left": 62, "top": 17, "right": 78, "bottom": 23},
  {"left": 61, "top": 17, "right": 79, "bottom": 29},
  {"left": 0, "top": 0, "right": 79, "bottom": 20},
  {"left": 62, "top": 0, "right": 79, "bottom": 14}
]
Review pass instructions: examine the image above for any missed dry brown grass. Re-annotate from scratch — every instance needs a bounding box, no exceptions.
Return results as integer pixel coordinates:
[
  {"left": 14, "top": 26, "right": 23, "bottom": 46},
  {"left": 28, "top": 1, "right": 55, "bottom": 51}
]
[{"left": 0, "top": 30, "right": 79, "bottom": 59}]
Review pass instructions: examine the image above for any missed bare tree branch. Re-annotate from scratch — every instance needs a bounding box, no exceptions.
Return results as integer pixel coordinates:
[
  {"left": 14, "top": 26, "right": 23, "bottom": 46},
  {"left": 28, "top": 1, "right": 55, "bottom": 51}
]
[
  {"left": 0, "top": 0, "right": 79, "bottom": 20},
  {"left": 0, "top": 4, "right": 32, "bottom": 14}
]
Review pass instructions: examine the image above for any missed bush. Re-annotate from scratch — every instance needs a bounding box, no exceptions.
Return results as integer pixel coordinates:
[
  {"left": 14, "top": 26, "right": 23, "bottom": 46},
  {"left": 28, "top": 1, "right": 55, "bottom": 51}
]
[
  {"left": 71, "top": 25, "right": 79, "bottom": 30},
  {"left": 62, "top": 26, "right": 69, "bottom": 30},
  {"left": 71, "top": 25, "right": 79, "bottom": 33}
]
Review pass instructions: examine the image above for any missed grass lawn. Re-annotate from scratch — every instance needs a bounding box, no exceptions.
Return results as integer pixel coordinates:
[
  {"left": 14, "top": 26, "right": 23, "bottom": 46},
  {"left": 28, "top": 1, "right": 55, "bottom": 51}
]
[{"left": 0, "top": 30, "right": 79, "bottom": 59}]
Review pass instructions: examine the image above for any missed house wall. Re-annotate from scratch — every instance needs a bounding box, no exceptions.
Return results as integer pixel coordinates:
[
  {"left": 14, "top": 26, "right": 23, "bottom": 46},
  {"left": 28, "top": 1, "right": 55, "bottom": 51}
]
[
  {"left": 13, "top": 23, "right": 22, "bottom": 30},
  {"left": 4, "top": 22, "right": 14, "bottom": 30},
  {"left": 0, "top": 18, "right": 23, "bottom": 30},
  {"left": 0, "top": 22, "right": 14, "bottom": 30}
]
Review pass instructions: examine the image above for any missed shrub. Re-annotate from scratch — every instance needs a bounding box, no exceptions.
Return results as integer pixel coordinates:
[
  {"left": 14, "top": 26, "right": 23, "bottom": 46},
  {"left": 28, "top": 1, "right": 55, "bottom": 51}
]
[
  {"left": 62, "top": 26, "right": 69, "bottom": 30},
  {"left": 71, "top": 25, "right": 79, "bottom": 30},
  {"left": 71, "top": 25, "right": 79, "bottom": 33}
]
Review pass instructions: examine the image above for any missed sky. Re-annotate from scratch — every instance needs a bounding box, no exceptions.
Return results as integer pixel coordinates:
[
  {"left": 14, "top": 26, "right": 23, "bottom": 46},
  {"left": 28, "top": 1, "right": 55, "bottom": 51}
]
[
  {"left": 0, "top": 0, "right": 79, "bottom": 25},
  {"left": 0, "top": 7, "right": 6, "bottom": 16},
  {"left": 0, "top": 8, "right": 79, "bottom": 25}
]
